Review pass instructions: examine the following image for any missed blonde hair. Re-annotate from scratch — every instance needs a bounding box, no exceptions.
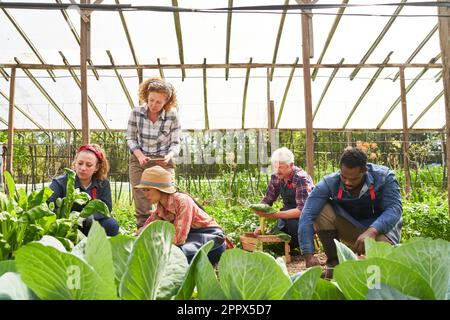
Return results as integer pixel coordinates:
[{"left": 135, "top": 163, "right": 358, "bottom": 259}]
[
  {"left": 72, "top": 144, "right": 109, "bottom": 181},
  {"left": 138, "top": 77, "right": 178, "bottom": 111}
]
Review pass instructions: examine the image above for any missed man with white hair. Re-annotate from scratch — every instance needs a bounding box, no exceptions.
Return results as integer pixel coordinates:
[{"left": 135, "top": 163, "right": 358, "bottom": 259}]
[{"left": 254, "top": 147, "right": 314, "bottom": 253}]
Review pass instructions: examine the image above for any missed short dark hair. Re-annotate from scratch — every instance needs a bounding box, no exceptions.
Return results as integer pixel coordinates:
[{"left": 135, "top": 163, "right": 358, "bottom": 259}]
[{"left": 340, "top": 147, "right": 367, "bottom": 169}]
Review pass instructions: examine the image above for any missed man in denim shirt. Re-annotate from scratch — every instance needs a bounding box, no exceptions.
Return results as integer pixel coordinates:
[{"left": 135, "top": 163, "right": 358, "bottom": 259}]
[{"left": 299, "top": 147, "right": 402, "bottom": 278}]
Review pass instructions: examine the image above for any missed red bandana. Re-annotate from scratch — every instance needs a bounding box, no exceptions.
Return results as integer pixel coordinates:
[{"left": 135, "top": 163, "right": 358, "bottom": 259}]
[{"left": 78, "top": 144, "right": 104, "bottom": 162}]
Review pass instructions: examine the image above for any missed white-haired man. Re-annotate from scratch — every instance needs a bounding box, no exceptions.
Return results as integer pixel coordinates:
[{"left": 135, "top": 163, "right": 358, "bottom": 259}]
[{"left": 253, "top": 147, "right": 314, "bottom": 252}]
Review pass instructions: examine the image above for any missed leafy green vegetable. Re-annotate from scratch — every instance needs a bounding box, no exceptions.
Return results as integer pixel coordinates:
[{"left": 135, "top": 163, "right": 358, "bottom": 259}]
[
  {"left": 249, "top": 204, "right": 276, "bottom": 235},
  {"left": 218, "top": 249, "right": 291, "bottom": 299},
  {"left": 249, "top": 203, "right": 276, "bottom": 213},
  {"left": 275, "top": 232, "right": 292, "bottom": 242}
]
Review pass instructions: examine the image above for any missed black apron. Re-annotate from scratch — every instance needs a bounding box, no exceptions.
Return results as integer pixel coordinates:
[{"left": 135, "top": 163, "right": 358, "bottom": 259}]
[{"left": 272, "top": 180, "right": 299, "bottom": 250}]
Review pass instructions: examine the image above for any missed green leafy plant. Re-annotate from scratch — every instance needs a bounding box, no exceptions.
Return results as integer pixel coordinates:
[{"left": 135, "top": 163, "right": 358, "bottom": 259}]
[
  {"left": 249, "top": 203, "right": 276, "bottom": 235},
  {"left": 0, "top": 169, "right": 111, "bottom": 259},
  {"left": 0, "top": 221, "right": 188, "bottom": 300},
  {"left": 333, "top": 237, "right": 450, "bottom": 300}
]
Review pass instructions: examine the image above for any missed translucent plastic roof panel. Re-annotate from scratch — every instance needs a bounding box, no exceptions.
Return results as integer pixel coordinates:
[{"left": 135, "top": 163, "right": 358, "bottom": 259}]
[
  {"left": 228, "top": 0, "right": 286, "bottom": 62},
  {"left": 1, "top": 0, "right": 80, "bottom": 64},
  {"left": 383, "top": 74, "right": 444, "bottom": 129},
  {"left": 0, "top": 0, "right": 447, "bottom": 131},
  {"left": 413, "top": 101, "right": 445, "bottom": 129},
  {"left": 0, "top": 102, "right": 41, "bottom": 130},
  {"left": 119, "top": 0, "right": 180, "bottom": 65}
]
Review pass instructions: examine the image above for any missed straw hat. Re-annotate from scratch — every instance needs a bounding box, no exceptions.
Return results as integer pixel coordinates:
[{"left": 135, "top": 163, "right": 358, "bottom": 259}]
[{"left": 134, "top": 166, "right": 176, "bottom": 194}]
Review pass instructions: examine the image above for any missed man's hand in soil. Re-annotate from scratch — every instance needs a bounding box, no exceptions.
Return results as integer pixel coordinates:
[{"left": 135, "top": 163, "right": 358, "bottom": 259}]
[
  {"left": 353, "top": 227, "right": 379, "bottom": 255},
  {"left": 304, "top": 253, "right": 320, "bottom": 268}
]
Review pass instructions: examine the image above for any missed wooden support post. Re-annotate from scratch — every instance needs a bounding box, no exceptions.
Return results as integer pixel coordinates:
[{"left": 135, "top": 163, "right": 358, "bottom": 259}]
[
  {"left": 399, "top": 68, "right": 412, "bottom": 197},
  {"left": 301, "top": 5, "right": 314, "bottom": 178},
  {"left": 266, "top": 68, "right": 275, "bottom": 153},
  {"left": 268, "top": 100, "right": 275, "bottom": 152},
  {"left": 438, "top": 0, "right": 450, "bottom": 214},
  {"left": 6, "top": 68, "right": 15, "bottom": 174},
  {"left": 66, "top": 131, "right": 71, "bottom": 166},
  {"left": 80, "top": 0, "right": 90, "bottom": 144},
  {"left": 203, "top": 58, "right": 209, "bottom": 130},
  {"left": 138, "top": 68, "right": 143, "bottom": 85}
]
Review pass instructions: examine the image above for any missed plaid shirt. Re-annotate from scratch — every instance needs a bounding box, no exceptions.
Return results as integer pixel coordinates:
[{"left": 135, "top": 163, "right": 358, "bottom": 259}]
[
  {"left": 126, "top": 104, "right": 181, "bottom": 157},
  {"left": 262, "top": 166, "right": 314, "bottom": 211},
  {"left": 144, "top": 192, "right": 220, "bottom": 245}
]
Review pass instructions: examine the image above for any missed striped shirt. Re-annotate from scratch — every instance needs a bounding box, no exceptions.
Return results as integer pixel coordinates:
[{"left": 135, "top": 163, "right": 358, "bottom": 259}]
[
  {"left": 262, "top": 166, "right": 314, "bottom": 211},
  {"left": 126, "top": 104, "right": 181, "bottom": 157},
  {"left": 144, "top": 192, "right": 221, "bottom": 245}
]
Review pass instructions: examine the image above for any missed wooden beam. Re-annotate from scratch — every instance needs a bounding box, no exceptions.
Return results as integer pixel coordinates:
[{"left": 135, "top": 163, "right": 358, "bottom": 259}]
[
  {"left": 157, "top": 58, "right": 165, "bottom": 79},
  {"left": 270, "top": 0, "right": 289, "bottom": 81},
  {"left": 267, "top": 67, "right": 273, "bottom": 147},
  {"left": 0, "top": 62, "right": 443, "bottom": 70},
  {"left": 392, "top": 24, "right": 438, "bottom": 82},
  {"left": 435, "top": 69, "right": 443, "bottom": 82},
  {"left": 80, "top": 0, "right": 90, "bottom": 144},
  {"left": 349, "top": 0, "right": 406, "bottom": 80},
  {"left": 343, "top": 52, "right": 393, "bottom": 129},
  {"left": 377, "top": 53, "right": 441, "bottom": 129},
  {"left": 0, "top": 67, "right": 9, "bottom": 81},
  {"left": 59, "top": 51, "right": 111, "bottom": 133},
  {"left": 0, "top": 127, "right": 445, "bottom": 134},
  {"left": 6, "top": 68, "right": 15, "bottom": 174},
  {"left": 399, "top": 68, "right": 411, "bottom": 197},
  {"left": 15, "top": 58, "right": 76, "bottom": 130},
  {"left": 55, "top": 0, "right": 100, "bottom": 80},
  {"left": 275, "top": 57, "right": 299, "bottom": 128},
  {"left": 268, "top": 100, "right": 275, "bottom": 151},
  {"left": 115, "top": 0, "right": 141, "bottom": 82},
  {"left": 312, "top": 0, "right": 348, "bottom": 81},
  {"left": 225, "top": 0, "right": 233, "bottom": 80},
  {"left": 171, "top": 0, "right": 186, "bottom": 80},
  {"left": 242, "top": 57, "right": 252, "bottom": 129},
  {"left": 0, "top": 116, "right": 8, "bottom": 126},
  {"left": 2, "top": 8, "right": 56, "bottom": 81},
  {"left": 301, "top": 4, "right": 314, "bottom": 178},
  {"left": 438, "top": 0, "right": 450, "bottom": 215},
  {"left": 203, "top": 58, "right": 209, "bottom": 130},
  {"left": 313, "top": 58, "right": 344, "bottom": 120},
  {"left": 409, "top": 90, "right": 444, "bottom": 129},
  {"left": 267, "top": 67, "right": 271, "bottom": 125},
  {"left": 107, "top": 50, "right": 134, "bottom": 109}
]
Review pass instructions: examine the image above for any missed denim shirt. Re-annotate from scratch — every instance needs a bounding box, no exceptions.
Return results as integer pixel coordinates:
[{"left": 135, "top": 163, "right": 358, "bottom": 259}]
[
  {"left": 47, "top": 174, "right": 113, "bottom": 213},
  {"left": 299, "top": 163, "right": 403, "bottom": 254}
]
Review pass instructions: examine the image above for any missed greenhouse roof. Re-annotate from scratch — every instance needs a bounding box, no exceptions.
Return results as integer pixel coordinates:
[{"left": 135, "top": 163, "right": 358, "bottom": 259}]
[{"left": 0, "top": 0, "right": 447, "bottom": 131}]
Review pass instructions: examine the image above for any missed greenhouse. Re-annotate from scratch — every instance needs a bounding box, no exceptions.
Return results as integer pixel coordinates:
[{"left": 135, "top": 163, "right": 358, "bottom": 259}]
[{"left": 0, "top": 0, "right": 449, "bottom": 302}]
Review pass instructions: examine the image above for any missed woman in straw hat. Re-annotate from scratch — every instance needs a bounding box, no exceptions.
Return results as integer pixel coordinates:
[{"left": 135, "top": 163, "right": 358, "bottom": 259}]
[
  {"left": 135, "top": 166, "right": 226, "bottom": 265},
  {"left": 48, "top": 144, "right": 119, "bottom": 236},
  {"left": 126, "top": 76, "right": 181, "bottom": 230}
]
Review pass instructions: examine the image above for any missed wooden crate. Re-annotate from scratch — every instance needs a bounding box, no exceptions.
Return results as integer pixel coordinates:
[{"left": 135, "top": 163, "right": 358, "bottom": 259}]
[{"left": 239, "top": 232, "right": 291, "bottom": 263}]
